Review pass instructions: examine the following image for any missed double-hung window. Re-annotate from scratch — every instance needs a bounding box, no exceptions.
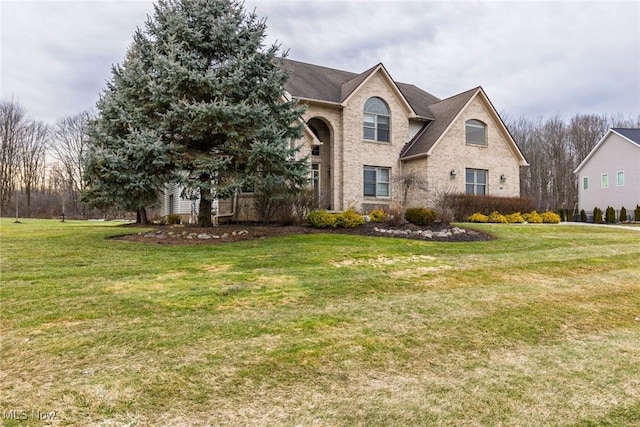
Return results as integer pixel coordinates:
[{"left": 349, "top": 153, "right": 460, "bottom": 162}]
[
  {"left": 466, "top": 168, "right": 487, "bottom": 195},
  {"left": 364, "top": 166, "right": 390, "bottom": 198},
  {"left": 601, "top": 174, "right": 609, "bottom": 189},
  {"left": 617, "top": 171, "right": 625, "bottom": 187},
  {"left": 363, "top": 97, "right": 390, "bottom": 142}
]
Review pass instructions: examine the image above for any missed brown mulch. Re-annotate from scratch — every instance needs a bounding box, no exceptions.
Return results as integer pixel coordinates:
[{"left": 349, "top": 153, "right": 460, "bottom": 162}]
[{"left": 111, "top": 222, "right": 492, "bottom": 245}]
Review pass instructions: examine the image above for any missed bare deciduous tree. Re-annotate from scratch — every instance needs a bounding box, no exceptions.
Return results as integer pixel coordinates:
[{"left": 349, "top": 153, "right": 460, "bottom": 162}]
[
  {"left": 50, "top": 110, "right": 92, "bottom": 216},
  {"left": 18, "top": 121, "right": 49, "bottom": 217},
  {"left": 0, "top": 99, "right": 27, "bottom": 215}
]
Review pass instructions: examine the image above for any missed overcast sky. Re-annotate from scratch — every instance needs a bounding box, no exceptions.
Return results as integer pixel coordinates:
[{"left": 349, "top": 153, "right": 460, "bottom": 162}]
[{"left": 1, "top": 0, "right": 639, "bottom": 124}]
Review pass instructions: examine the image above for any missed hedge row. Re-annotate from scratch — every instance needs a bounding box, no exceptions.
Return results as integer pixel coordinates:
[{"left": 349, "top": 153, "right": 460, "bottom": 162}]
[
  {"left": 579, "top": 204, "right": 640, "bottom": 223},
  {"left": 468, "top": 210, "right": 561, "bottom": 224},
  {"left": 445, "top": 195, "right": 536, "bottom": 221}
]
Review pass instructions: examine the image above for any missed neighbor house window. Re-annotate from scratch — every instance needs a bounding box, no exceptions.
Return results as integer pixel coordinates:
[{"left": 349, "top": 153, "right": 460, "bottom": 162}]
[
  {"left": 617, "top": 171, "right": 624, "bottom": 186},
  {"left": 583, "top": 177, "right": 589, "bottom": 190},
  {"left": 311, "top": 145, "right": 320, "bottom": 156},
  {"left": 465, "top": 120, "right": 487, "bottom": 145},
  {"left": 364, "top": 166, "right": 390, "bottom": 198},
  {"left": 601, "top": 174, "right": 609, "bottom": 189},
  {"left": 466, "top": 168, "right": 487, "bottom": 195},
  {"left": 363, "top": 97, "right": 390, "bottom": 142}
]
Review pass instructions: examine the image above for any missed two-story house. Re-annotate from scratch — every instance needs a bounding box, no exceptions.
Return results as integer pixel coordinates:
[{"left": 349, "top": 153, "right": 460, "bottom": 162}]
[{"left": 162, "top": 58, "right": 528, "bottom": 221}]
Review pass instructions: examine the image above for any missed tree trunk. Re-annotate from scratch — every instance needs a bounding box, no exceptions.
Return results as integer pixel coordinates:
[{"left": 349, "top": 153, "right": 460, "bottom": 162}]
[
  {"left": 138, "top": 206, "right": 149, "bottom": 225},
  {"left": 198, "top": 187, "right": 213, "bottom": 227}
]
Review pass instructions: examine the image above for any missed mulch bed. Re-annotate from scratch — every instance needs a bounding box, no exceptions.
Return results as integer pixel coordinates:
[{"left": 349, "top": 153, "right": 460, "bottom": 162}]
[{"left": 111, "top": 222, "right": 493, "bottom": 245}]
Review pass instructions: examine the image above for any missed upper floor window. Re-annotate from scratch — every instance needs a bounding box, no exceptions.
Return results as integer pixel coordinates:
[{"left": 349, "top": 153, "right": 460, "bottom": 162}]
[
  {"left": 617, "top": 171, "right": 625, "bottom": 187},
  {"left": 601, "top": 173, "right": 609, "bottom": 189},
  {"left": 363, "top": 97, "right": 390, "bottom": 143},
  {"left": 583, "top": 177, "right": 589, "bottom": 190},
  {"left": 465, "top": 119, "right": 487, "bottom": 145},
  {"left": 466, "top": 168, "right": 487, "bottom": 195}
]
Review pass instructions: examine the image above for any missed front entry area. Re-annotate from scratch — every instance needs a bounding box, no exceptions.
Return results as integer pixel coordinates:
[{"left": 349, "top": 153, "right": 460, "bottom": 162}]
[{"left": 307, "top": 117, "right": 332, "bottom": 210}]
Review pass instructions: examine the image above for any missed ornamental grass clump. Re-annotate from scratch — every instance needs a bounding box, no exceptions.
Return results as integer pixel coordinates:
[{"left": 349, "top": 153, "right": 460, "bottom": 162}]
[
  {"left": 523, "top": 211, "right": 542, "bottom": 224},
  {"left": 468, "top": 212, "right": 488, "bottom": 223},
  {"left": 487, "top": 211, "right": 507, "bottom": 223},
  {"left": 336, "top": 208, "right": 365, "bottom": 228},
  {"left": 540, "top": 211, "right": 561, "bottom": 224},
  {"left": 405, "top": 207, "right": 438, "bottom": 226}
]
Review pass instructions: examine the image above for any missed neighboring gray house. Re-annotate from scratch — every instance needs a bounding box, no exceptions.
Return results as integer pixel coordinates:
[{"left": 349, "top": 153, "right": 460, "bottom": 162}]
[
  {"left": 162, "top": 58, "right": 529, "bottom": 222},
  {"left": 574, "top": 128, "right": 640, "bottom": 218}
]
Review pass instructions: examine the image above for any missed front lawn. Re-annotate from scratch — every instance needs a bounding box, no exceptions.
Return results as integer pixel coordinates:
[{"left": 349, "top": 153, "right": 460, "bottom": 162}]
[{"left": 1, "top": 219, "right": 639, "bottom": 426}]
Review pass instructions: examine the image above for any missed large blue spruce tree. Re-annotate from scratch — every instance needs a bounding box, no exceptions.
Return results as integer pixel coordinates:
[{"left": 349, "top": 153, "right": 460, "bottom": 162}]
[{"left": 85, "top": 0, "right": 308, "bottom": 226}]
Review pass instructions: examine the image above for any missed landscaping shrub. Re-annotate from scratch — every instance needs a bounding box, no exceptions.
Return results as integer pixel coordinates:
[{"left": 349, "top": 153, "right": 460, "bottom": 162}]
[
  {"left": 444, "top": 194, "right": 535, "bottom": 221},
  {"left": 541, "top": 211, "right": 561, "bottom": 224},
  {"left": 468, "top": 212, "right": 488, "bottom": 223},
  {"left": 558, "top": 209, "right": 565, "bottom": 222},
  {"left": 620, "top": 206, "right": 627, "bottom": 223},
  {"left": 307, "top": 209, "right": 337, "bottom": 228},
  {"left": 523, "top": 211, "right": 542, "bottom": 224},
  {"left": 336, "top": 208, "right": 365, "bottom": 228},
  {"left": 166, "top": 214, "right": 182, "bottom": 225},
  {"left": 505, "top": 212, "right": 525, "bottom": 223},
  {"left": 368, "top": 209, "right": 388, "bottom": 223},
  {"left": 487, "top": 211, "right": 507, "bottom": 223},
  {"left": 580, "top": 209, "right": 587, "bottom": 222},
  {"left": 405, "top": 207, "right": 438, "bottom": 226},
  {"left": 636, "top": 205, "right": 640, "bottom": 221},
  {"left": 605, "top": 206, "right": 616, "bottom": 224},
  {"left": 593, "top": 207, "right": 603, "bottom": 224}
]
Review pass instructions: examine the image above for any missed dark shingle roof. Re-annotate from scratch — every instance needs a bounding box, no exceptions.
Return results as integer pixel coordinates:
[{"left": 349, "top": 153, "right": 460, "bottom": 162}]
[
  {"left": 401, "top": 87, "right": 479, "bottom": 158},
  {"left": 280, "top": 58, "right": 497, "bottom": 159},
  {"left": 613, "top": 128, "right": 640, "bottom": 146},
  {"left": 281, "top": 58, "right": 440, "bottom": 120}
]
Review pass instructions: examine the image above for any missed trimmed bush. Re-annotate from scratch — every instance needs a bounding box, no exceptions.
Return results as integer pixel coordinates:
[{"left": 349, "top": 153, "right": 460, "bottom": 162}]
[
  {"left": 541, "top": 211, "right": 561, "bottom": 224},
  {"left": 558, "top": 209, "right": 565, "bottom": 222},
  {"left": 580, "top": 209, "right": 587, "bottom": 222},
  {"left": 336, "top": 208, "right": 365, "bottom": 228},
  {"left": 593, "top": 207, "right": 603, "bottom": 224},
  {"left": 523, "top": 211, "right": 542, "bottom": 224},
  {"left": 307, "top": 209, "right": 337, "bottom": 228},
  {"left": 605, "top": 206, "right": 616, "bottom": 224},
  {"left": 636, "top": 205, "right": 640, "bottom": 221},
  {"left": 619, "top": 206, "right": 627, "bottom": 223},
  {"left": 506, "top": 212, "right": 525, "bottom": 223},
  {"left": 487, "top": 211, "right": 507, "bottom": 223},
  {"left": 405, "top": 207, "right": 438, "bottom": 226},
  {"left": 368, "top": 209, "right": 388, "bottom": 223},
  {"left": 166, "top": 214, "right": 182, "bottom": 225},
  {"left": 468, "top": 212, "right": 488, "bottom": 223}
]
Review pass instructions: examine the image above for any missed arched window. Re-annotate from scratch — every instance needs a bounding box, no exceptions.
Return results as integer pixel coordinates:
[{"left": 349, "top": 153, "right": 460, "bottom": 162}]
[
  {"left": 465, "top": 119, "right": 487, "bottom": 145},
  {"left": 363, "top": 97, "right": 390, "bottom": 142}
]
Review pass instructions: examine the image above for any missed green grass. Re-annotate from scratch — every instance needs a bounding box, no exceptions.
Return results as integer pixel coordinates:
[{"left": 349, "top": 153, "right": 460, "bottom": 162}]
[{"left": 1, "top": 219, "right": 639, "bottom": 426}]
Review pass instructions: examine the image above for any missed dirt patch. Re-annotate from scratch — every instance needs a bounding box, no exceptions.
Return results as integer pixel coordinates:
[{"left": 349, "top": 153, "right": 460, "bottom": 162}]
[{"left": 111, "top": 222, "right": 492, "bottom": 245}]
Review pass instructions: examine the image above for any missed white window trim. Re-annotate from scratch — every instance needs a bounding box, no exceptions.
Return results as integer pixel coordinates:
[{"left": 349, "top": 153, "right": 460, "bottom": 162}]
[
  {"left": 465, "top": 168, "right": 488, "bottom": 195},
  {"left": 363, "top": 97, "right": 391, "bottom": 143},
  {"left": 601, "top": 173, "right": 609, "bottom": 189},
  {"left": 465, "top": 119, "right": 488, "bottom": 146},
  {"left": 583, "top": 176, "right": 589, "bottom": 190},
  {"left": 617, "top": 171, "right": 625, "bottom": 187}
]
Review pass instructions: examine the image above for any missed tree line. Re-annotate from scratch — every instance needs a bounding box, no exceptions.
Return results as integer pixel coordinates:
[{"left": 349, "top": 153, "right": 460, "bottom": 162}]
[
  {"left": 504, "top": 113, "right": 640, "bottom": 213},
  {"left": 0, "top": 99, "right": 100, "bottom": 219},
  {"left": 2, "top": 96, "right": 639, "bottom": 222}
]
